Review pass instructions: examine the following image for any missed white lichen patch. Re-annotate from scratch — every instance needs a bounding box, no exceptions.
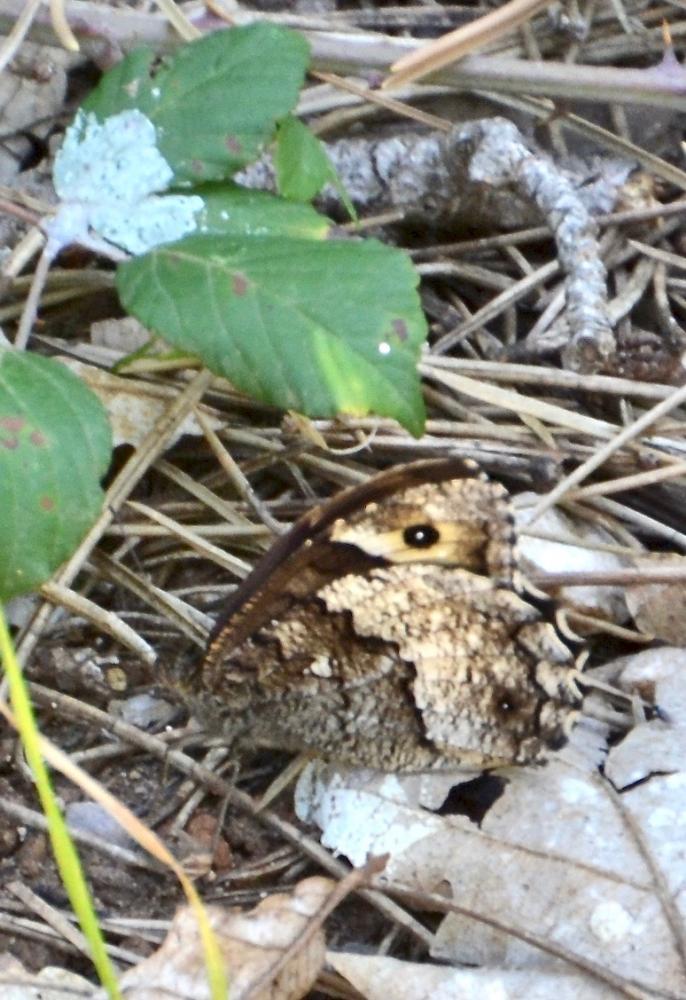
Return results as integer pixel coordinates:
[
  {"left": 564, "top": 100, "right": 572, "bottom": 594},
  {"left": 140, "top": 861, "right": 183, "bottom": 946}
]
[{"left": 49, "top": 109, "right": 203, "bottom": 255}]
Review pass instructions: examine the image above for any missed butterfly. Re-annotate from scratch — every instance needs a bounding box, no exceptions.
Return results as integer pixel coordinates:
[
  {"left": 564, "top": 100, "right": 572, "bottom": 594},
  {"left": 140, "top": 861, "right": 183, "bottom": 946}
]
[{"left": 191, "top": 458, "right": 581, "bottom": 771}]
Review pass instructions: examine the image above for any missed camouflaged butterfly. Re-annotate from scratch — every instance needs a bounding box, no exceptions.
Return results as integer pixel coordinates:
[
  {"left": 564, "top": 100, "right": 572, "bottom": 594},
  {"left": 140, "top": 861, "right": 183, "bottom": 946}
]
[{"left": 191, "top": 458, "right": 581, "bottom": 771}]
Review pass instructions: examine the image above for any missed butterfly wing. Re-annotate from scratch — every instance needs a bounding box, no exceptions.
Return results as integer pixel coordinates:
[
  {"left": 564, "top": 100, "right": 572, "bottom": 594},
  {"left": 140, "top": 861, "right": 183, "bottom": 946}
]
[{"left": 195, "top": 458, "right": 579, "bottom": 770}]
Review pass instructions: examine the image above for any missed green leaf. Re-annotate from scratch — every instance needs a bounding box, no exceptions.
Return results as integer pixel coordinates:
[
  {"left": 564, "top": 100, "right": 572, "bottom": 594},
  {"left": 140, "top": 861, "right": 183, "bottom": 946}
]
[
  {"left": 275, "top": 115, "right": 333, "bottom": 202},
  {"left": 117, "top": 235, "right": 427, "bottom": 435},
  {"left": 195, "top": 183, "right": 331, "bottom": 239},
  {"left": 82, "top": 25, "right": 310, "bottom": 184},
  {"left": 0, "top": 352, "right": 112, "bottom": 599},
  {"left": 274, "top": 116, "right": 356, "bottom": 218}
]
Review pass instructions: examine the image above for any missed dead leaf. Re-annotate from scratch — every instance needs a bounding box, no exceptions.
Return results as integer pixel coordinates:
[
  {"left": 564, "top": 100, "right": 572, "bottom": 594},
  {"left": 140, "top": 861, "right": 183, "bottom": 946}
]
[
  {"left": 0, "top": 953, "right": 93, "bottom": 1000},
  {"left": 90, "top": 316, "right": 151, "bottom": 354},
  {"left": 515, "top": 498, "right": 629, "bottom": 622},
  {"left": 328, "top": 951, "right": 614, "bottom": 1000},
  {"left": 296, "top": 668, "right": 686, "bottom": 998},
  {"left": 605, "top": 646, "right": 686, "bottom": 787},
  {"left": 625, "top": 555, "right": 686, "bottom": 643},
  {"left": 185, "top": 811, "right": 233, "bottom": 873},
  {"left": 59, "top": 358, "right": 222, "bottom": 447},
  {"left": 118, "top": 876, "right": 332, "bottom": 1000}
]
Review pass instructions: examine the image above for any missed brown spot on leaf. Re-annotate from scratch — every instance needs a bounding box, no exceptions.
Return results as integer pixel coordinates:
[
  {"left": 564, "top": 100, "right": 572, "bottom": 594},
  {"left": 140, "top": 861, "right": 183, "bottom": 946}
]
[
  {"left": 191, "top": 159, "right": 204, "bottom": 175},
  {"left": 392, "top": 319, "right": 409, "bottom": 342},
  {"left": 0, "top": 436, "right": 18, "bottom": 449},
  {"left": 39, "top": 496, "right": 55, "bottom": 512},
  {"left": 232, "top": 272, "right": 249, "bottom": 296},
  {"left": 226, "top": 135, "right": 242, "bottom": 155},
  {"left": 0, "top": 417, "right": 25, "bottom": 432},
  {"left": 30, "top": 431, "right": 46, "bottom": 447}
]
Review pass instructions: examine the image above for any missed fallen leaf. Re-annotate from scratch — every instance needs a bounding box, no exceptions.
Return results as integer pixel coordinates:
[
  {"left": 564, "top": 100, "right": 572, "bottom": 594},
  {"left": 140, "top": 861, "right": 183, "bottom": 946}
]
[
  {"left": 90, "top": 316, "right": 151, "bottom": 355},
  {"left": 59, "top": 358, "right": 222, "bottom": 447},
  {"left": 0, "top": 953, "right": 93, "bottom": 1000},
  {"left": 296, "top": 668, "right": 686, "bottom": 998},
  {"left": 118, "top": 876, "right": 331, "bottom": 999},
  {"left": 605, "top": 646, "right": 686, "bottom": 787},
  {"left": 515, "top": 497, "right": 629, "bottom": 622},
  {"left": 625, "top": 555, "right": 686, "bottom": 643},
  {"left": 328, "top": 951, "right": 614, "bottom": 1000}
]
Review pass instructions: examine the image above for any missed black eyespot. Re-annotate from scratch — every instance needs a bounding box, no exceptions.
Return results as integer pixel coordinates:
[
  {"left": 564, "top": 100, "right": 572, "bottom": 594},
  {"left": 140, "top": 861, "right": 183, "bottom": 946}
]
[
  {"left": 497, "top": 695, "right": 517, "bottom": 715},
  {"left": 403, "top": 523, "right": 440, "bottom": 548}
]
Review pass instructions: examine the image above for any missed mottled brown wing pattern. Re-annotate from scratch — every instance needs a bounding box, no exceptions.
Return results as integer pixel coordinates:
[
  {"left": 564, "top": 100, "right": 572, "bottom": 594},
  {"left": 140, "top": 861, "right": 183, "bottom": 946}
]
[{"left": 194, "top": 458, "right": 581, "bottom": 771}]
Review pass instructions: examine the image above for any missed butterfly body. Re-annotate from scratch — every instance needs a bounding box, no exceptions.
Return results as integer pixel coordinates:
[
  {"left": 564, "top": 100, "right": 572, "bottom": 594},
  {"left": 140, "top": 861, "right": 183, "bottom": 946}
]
[{"left": 195, "top": 459, "right": 580, "bottom": 771}]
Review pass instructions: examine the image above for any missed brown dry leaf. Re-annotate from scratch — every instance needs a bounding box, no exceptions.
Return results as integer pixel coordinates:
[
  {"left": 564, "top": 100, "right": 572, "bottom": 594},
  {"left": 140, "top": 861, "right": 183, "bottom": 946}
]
[
  {"left": 59, "top": 358, "right": 222, "bottom": 447},
  {"left": 296, "top": 664, "right": 686, "bottom": 998},
  {"left": 184, "top": 811, "right": 233, "bottom": 873},
  {"left": 328, "top": 951, "right": 613, "bottom": 1000},
  {"left": 625, "top": 555, "right": 686, "bottom": 644},
  {"left": 118, "top": 876, "right": 332, "bottom": 1000}
]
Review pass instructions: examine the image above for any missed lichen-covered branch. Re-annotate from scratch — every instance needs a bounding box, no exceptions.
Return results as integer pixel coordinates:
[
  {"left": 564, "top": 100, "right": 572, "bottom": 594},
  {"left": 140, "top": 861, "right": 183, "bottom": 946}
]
[
  {"left": 240, "top": 118, "right": 625, "bottom": 373},
  {"left": 453, "top": 118, "right": 615, "bottom": 372}
]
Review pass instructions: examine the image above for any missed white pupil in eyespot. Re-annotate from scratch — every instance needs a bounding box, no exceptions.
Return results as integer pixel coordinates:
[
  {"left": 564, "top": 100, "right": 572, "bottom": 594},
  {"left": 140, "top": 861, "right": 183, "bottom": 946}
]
[{"left": 403, "top": 524, "right": 440, "bottom": 548}]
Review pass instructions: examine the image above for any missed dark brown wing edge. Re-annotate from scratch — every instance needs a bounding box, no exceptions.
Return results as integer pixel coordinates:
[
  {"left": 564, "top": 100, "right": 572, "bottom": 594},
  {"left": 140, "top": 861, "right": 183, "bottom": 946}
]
[{"left": 205, "top": 456, "right": 482, "bottom": 657}]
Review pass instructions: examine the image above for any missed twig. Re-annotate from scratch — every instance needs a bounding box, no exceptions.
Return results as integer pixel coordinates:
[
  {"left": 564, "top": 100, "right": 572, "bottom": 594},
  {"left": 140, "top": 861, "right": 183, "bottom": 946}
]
[
  {"left": 3, "top": 1, "right": 686, "bottom": 111},
  {"left": 530, "top": 566, "right": 686, "bottom": 587},
  {"left": 13, "top": 243, "right": 53, "bottom": 350},
  {"left": 571, "top": 460, "right": 686, "bottom": 499},
  {"left": 16, "top": 369, "right": 213, "bottom": 667},
  {"left": 194, "top": 407, "right": 285, "bottom": 535},
  {"left": 125, "top": 500, "right": 252, "bottom": 578},
  {"left": 153, "top": 0, "right": 200, "bottom": 42},
  {"left": 27, "top": 683, "right": 436, "bottom": 952},
  {"left": 419, "top": 362, "right": 619, "bottom": 439},
  {"left": 241, "top": 857, "right": 388, "bottom": 1000},
  {"left": 49, "top": 0, "right": 79, "bottom": 50},
  {"left": 39, "top": 580, "right": 156, "bottom": 663},
  {"left": 89, "top": 549, "right": 212, "bottom": 643},
  {"left": 529, "top": 380, "right": 686, "bottom": 522},
  {"left": 7, "top": 881, "right": 92, "bottom": 959},
  {"left": 586, "top": 496, "right": 686, "bottom": 551},
  {"left": 384, "top": 0, "right": 555, "bottom": 88},
  {"left": 425, "top": 356, "right": 685, "bottom": 402},
  {"left": 454, "top": 118, "right": 614, "bottom": 371},
  {"left": 0, "top": 795, "right": 160, "bottom": 872},
  {"left": 0, "top": 0, "right": 44, "bottom": 74}
]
